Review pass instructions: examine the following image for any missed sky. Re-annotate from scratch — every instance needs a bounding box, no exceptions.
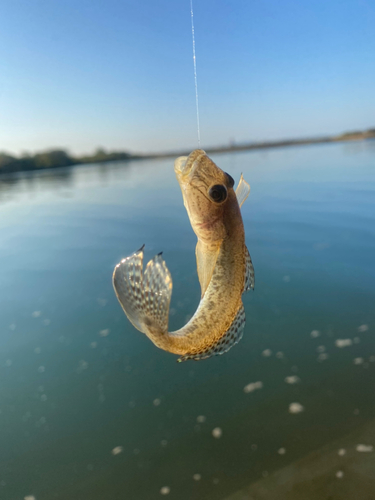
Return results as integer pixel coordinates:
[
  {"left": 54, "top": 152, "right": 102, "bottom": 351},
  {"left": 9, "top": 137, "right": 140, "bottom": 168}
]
[{"left": 1, "top": 0, "right": 374, "bottom": 156}]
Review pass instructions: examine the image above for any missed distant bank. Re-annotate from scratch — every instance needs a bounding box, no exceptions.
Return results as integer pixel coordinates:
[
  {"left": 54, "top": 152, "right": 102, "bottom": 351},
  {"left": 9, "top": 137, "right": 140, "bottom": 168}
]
[
  {"left": 140, "top": 128, "right": 375, "bottom": 159},
  {"left": 1, "top": 128, "right": 374, "bottom": 175}
]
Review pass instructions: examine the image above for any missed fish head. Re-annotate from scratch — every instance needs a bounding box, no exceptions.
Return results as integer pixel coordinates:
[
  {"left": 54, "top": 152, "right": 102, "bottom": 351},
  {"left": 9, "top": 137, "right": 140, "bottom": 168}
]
[{"left": 174, "top": 149, "right": 238, "bottom": 243}]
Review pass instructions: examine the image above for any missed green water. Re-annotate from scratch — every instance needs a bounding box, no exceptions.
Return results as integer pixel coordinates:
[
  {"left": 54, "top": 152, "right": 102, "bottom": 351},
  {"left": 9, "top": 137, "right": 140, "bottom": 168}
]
[{"left": 0, "top": 142, "right": 374, "bottom": 499}]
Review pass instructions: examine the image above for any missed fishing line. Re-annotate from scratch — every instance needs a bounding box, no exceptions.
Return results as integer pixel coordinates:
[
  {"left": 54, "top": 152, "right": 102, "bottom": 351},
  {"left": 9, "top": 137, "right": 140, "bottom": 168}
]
[{"left": 190, "top": 0, "right": 201, "bottom": 146}]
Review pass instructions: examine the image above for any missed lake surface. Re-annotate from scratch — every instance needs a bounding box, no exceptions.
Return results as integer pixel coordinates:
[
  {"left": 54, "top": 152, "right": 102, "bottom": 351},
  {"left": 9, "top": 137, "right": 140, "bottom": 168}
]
[{"left": 0, "top": 142, "right": 374, "bottom": 500}]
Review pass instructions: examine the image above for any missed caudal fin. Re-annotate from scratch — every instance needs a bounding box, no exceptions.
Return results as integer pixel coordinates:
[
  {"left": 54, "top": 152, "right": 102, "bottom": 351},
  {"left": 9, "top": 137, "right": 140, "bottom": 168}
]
[{"left": 113, "top": 246, "right": 172, "bottom": 335}]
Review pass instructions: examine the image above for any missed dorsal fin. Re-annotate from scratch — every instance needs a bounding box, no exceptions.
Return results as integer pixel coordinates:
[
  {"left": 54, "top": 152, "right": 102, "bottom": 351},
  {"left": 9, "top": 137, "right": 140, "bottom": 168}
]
[
  {"left": 195, "top": 241, "right": 220, "bottom": 298},
  {"left": 243, "top": 246, "right": 255, "bottom": 292},
  {"left": 236, "top": 174, "right": 250, "bottom": 208},
  {"left": 177, "top": 303, "right": 246, "bottom": 362}
]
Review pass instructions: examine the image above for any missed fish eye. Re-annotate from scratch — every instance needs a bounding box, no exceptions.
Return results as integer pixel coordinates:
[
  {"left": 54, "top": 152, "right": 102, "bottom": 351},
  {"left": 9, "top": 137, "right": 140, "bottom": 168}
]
[
  {"left": 225, "top": 172, "right": 235, "bottom": 188},
  {"left": 208, "top": 184, "right": 227, "bottom": 203}
]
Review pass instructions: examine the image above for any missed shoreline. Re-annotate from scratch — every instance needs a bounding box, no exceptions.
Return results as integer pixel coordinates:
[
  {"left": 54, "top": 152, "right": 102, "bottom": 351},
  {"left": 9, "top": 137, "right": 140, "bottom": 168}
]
[
  {"left": 1, "top": 129, "right": 374, "bottom": 175},
  {"left": 137, "top": 130, "right": 375, "bottom": 159}
]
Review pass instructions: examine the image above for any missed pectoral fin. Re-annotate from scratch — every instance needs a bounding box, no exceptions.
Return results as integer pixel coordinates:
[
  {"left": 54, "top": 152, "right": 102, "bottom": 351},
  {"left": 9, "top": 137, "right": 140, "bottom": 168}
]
[
  {"left": 177, "top": 303, "right": 246, "bottom": 362},
  {"left": 236, "top": 174, "right": 250, "bottom": 208},
  {"left": 195, "top": 241, "right": 220, "bottom": 298},
  {"left": 243, "top": 246, "right": 255, "bottom": 292}
]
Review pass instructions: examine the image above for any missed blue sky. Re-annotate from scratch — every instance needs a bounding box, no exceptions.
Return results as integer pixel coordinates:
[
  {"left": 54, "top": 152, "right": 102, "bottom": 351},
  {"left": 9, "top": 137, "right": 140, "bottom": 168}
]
[{"left": 1, "top": 0, "right": 374, "bottom": 155}]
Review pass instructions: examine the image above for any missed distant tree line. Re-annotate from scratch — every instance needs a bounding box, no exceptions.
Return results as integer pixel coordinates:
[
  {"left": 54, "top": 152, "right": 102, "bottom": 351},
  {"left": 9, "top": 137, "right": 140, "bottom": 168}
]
[
  {"left": 0, "top": 148, "right": 134, "bottom": 174},
  {"left": 1, "top": 127, "right": 374, "bottom": 175}
]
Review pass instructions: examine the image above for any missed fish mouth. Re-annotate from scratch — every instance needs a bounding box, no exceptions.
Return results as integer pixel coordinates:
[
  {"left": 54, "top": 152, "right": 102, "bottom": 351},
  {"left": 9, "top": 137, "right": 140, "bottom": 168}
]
[{"left": 174, "top": 149, "right": 206, "bottom": 177}]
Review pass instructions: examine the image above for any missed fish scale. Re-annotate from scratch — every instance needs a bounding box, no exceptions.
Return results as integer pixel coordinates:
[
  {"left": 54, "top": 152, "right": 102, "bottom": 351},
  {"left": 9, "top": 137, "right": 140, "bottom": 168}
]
[{"left": 177, "top": 303, "right": 246, "bottom": 362}]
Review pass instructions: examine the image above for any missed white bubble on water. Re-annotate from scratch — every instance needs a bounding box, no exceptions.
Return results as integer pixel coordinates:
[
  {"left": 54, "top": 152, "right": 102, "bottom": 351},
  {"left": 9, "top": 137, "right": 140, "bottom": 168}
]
[
  {"left": 32, "top": 311, "right": 41, "bottom": 318},
  {"left": 283, "top": 275, "right": 291, "bottom": 282},
  {"left": 160, "top": 486, "right": 170, "bottom": 495},
  {"left": 278, "top": 447, "right": 286, "bottom": 455},
  {"left": 37, "top": 366, "right": 45, "bottom": 373},
  {"left": 317, "top": 353, "right": 329, "bottom": 361},
  {"left": 111, "top": 446, "right": 123, "bottom": 455},
  {"left": 153, "top": 398, "right": 161, "bottom": 406},
  {"left": 99, "top": 329, "right": 110, "bottom": 337},
  {"left": 193, "top": 473, "right": 201, "bottom": 481},
  {"left": 243, "top": 381, "right": 263, "bottom": 393},
  {"left": 197, "top": 415, "right": 206, "bottom": 423},
  {"left": 34, "top": 347, "right": 41, "bottom": 354},
  {"left": 356, "top": 444, "right": 373, "bottom": 452},
  {"left": 336, "top": 470, "right": 344, "bottom": 479},
  {"left": 354, "top": 357, "right": 364, "bottom": 365},
  {"left": 77, "top": 360, "right": 88, "bottom": 373},
  {"left": 43, "top": 319, "right": 51, "bottom": 326},
  {"left": 262, "top": 349, "right": 272, "bottom": 357},
  {"left": 161, "top": 440, "right": 168, "bottom": 447},
  {"left": 316, "top": 345, "right": 326, "bottom": 353},
  {"left": 358, "top": 324, "right": 369, "bottom": 332},
  {"left": 370, "top": 356, "right": 375, "bottom": 363},
  {"left": 289, "top": 402, "right": 304, "bottom": 414},
  {"left": 285, "top": 375, "right": 300, "bottom": 384},
  {"left": 212, "top": 427, "right": 222, "bottom": 438},
  {"left": 353, "top": 337, "right": 360, "bottom": 344},
  {"left": 335, "top": 339, "right": 352, "bottom": 348},
  {"left": 310, "top": 330, "right": 320, "bottom": 338},
  {"left": 338, "top": 448, "right": 346, "bottom": 456},
  {"left": 24, "top": 496, "right": 36, "bottom": 500},
  {"left": 90, "top": 342, "right": 97, "bottom": 349},
  {"left": 40, "top": 394, "right": 47, "bottom": 402},
  {"left": 276, "top": 351, "right": 284, "bottom": 359}
]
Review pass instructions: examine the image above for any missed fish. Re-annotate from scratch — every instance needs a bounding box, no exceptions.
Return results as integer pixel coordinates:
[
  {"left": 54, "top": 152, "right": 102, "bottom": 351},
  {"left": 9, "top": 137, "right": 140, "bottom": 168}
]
[{"left": 113, "top": 149, "right": 254, "bottom": 362}]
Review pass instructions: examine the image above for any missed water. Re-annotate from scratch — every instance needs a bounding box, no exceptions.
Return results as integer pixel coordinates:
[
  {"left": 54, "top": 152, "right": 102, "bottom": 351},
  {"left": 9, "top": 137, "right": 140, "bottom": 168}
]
[{"left": 0, "top": 142, "right": 374, "bottom": 500}]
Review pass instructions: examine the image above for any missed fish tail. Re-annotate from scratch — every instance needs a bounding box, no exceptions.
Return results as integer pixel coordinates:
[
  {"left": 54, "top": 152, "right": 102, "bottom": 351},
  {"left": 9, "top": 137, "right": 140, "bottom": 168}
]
[{"left": 113, "top": 246, "right": 172, "bottom": 337}]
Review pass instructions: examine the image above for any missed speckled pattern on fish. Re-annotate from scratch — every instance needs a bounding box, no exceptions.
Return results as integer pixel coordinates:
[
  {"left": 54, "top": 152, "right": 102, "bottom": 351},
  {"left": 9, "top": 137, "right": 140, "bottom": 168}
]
[{"left": 113, "top": 150, "right": 254, "bottom": 361}]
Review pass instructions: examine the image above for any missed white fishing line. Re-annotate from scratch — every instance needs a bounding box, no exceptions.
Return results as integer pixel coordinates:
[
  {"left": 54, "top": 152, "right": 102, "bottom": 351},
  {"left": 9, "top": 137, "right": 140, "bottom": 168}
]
[{"left": 190, "top": 0, "right": 201, "bottom": 146}]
